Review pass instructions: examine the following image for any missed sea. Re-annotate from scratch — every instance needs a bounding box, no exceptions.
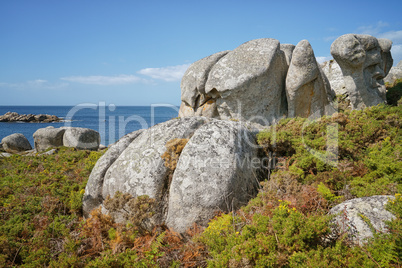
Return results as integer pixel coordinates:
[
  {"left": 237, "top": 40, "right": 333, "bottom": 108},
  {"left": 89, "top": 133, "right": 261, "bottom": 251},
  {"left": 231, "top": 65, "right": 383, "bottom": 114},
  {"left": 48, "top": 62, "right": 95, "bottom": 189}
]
[{"left": 0, "top": 104, "right": 179, "bottom": 147}]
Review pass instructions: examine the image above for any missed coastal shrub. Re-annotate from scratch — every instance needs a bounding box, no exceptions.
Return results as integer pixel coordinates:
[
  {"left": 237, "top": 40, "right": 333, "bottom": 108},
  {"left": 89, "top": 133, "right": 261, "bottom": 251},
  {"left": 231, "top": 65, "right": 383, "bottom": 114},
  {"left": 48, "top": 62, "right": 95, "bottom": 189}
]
[
  {"left": 386, "top": 78, "right": 402, "bottom": 106},
  {"left": 257, "top": 104, "right": 401, "bottom": 198},
  {"left": 0, "top": 147, "right": 104, "bottom": 267},
  {"left": 0, "top": 103, "right": 401, "bottom": 266}
]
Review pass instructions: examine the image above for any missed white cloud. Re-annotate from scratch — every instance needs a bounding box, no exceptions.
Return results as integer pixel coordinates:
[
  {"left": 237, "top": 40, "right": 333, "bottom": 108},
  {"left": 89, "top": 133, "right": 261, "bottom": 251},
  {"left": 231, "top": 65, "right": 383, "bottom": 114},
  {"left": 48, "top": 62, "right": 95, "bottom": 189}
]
[
  {"left": 0, "top": 79, "right": 68, "bottom": 90},
  {"left": 61, "top": 74, "right": 147, "bottom": 85},
  {"left": 138, "top": 64, "right": 190, "bottom": 82},
  {"left": 378, "top": 30, "right": 402, "bottom": 43},
  {"left": 316, "top": 56, "right": 332, "bottom": 64},
  {"left": 357, "top": 21, "right": 389, "bottom": 35}
]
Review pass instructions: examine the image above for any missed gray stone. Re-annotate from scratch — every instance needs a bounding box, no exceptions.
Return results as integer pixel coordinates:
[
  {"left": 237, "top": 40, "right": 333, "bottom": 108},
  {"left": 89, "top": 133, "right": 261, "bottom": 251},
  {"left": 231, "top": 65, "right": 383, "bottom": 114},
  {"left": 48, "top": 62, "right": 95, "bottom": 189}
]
[
  {"left": 205, "top": 38, "right": 288, "bottom": 125},
  {"left": 97, "top": 117, "right": 209, "bottom": 225},
  {"left": 98, "top": 144, "right": 107, "bottom": 150},
  {"left": 329, "top": 195, "right": 395, "bottom": 245},
  {"left": 280, "top": 43, "right": 296, "bottom": 66},
  {"left": 181, "top": 51, "right": 230, "bottom": 109},
  {"left": 63, "top": 127, "right": 100, "bottom": 150},
  {"left": 0, "top": 142, "right": 4, "bottom": 152},
  {"left": 321, "top": 60, "right": 348, "bottom": 95},
  {"left": 33, "top": 127, "right": 66, "bottom": 152},
  {"left": 83, "top": 129, "right": 145, "bottom": 217},
  {"left": 166, "top": 120, "right": 263, "bottom": 232},
  {"left": 384, "top": 60, "right": 402, "bottom": 85},
  {"left": 378, "top": 38, "right": 393, "bottom": 76},
  {"left": 0, "top": 152, "right": 12, "bottom": 158},
  {"left": 330, "top": 34, "right": 393, "bottom": 109},
  {"left": 1, "top": 133, "right": 32, "bottom": 153},
  {"left": 286, "top": 40, "right": 335, "bottom": 118}
]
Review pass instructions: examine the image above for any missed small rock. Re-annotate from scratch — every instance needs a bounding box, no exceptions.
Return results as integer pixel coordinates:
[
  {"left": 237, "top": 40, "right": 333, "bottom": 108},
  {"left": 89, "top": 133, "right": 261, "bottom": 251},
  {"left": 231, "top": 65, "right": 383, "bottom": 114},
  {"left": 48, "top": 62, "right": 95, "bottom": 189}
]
[
  {"left": 329, "top": 195, "right": 395, "bottom": 245},
  {"left": 63, "top": 127, "right": 100, "bottom": 150},
  {"left": 33, "top": 127, "right": 66, "bottom": 152},
  {"left": 1, "top": 133, "right": 32, "bottom": 153}
]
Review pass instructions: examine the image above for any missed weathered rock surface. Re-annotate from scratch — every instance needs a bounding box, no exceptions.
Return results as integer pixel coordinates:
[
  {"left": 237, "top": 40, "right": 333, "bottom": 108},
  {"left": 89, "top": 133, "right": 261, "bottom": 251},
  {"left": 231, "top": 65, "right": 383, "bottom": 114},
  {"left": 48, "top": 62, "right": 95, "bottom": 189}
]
[
  {"left": 205, "top": 38, "right": 288, "bottom": 125},
  {"left": 286, "top": 40, "right": 335, "bottom": 118},
  {"left": 1, "top": 133, "right": 32, "bottom": 153},
  {"left": 384, "top": 60, "right": 402, "bottom": 85},
  {"left": 63, "top": 127, "right": 100, "bottom": 151},
  {"left": 33, "top": 126, "right": 66, "bottom": 152},
  {"left": 84, "top": 117, "right": 266, "bottom": 232},
  {"left": 329, "top": 195, "right": 395, "bottom": 245},
  {"left": 330, "top": 34, "right": 393, "bottom": 109},
  {"left": 166, "top": 120, "right": 262, "bottom": 232},
  {"left": 280, "top": 43, "right": 296, "bottom": 66},
  {"left": 321, "top": 60, "right": 347, "bottom": 95},
  {"left": 181, "top": 51, "right": 230, "bottom": 109},
  {"left": 0, "top": 112, "right": 62, "bottom": 123},
  {"left": 83, "top": 129, "right": 145, "bottom": 217}
]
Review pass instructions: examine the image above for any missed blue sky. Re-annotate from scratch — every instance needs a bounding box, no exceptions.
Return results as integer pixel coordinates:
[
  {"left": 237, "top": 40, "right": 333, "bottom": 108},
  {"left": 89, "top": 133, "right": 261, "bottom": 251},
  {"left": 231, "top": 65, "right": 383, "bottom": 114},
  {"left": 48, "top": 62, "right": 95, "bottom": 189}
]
[{"left": 0, "top": 0, "right": 401, "bottom": 106}]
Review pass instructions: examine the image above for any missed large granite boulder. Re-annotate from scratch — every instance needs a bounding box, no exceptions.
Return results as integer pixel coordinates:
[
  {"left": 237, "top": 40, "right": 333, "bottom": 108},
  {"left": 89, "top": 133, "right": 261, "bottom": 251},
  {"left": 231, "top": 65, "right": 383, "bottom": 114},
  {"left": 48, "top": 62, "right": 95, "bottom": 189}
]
[
  {"left": 83, "top": 129, "right": 145, "bottom": 217},
  {"left": 329, "top": 195, "right": 395, "bottom": 245},
  {"left": 280, "top": 43, "right": 296, "bottom": 66},
  {"left": 286, "top": 40, "right": 335, "bottom": 118},
  {"left": 166, "top": 120, "right": 262, "bottom": 232},
  {"left": 330, "top": 34, "right": 393, "bottom": 109},
  {"left": 1, "top": 133, "right": 32, "bottom": 153},
  {"left": 84, "top": 117, "right": 266, "bottom": 232},
  {"left": 384, "top": 60, "right": 402, "bottom": 85},
  {"left": 63, "top": 127, "right": 100, "bottom": 151},
  {"left": 33, "top": 126, "right": 66, "bottom": 152},
  {"left": 87, "top": 117, "right": 208, "bottom": 225},
  {"left": 205, "top": 38, "right": 288, "bottom": 125},
  {"left": 321, "top": 60, "right": 347, "bottom": 96},
  {"left": 179, "top": 50, "right": 230, "bottom": 118}
]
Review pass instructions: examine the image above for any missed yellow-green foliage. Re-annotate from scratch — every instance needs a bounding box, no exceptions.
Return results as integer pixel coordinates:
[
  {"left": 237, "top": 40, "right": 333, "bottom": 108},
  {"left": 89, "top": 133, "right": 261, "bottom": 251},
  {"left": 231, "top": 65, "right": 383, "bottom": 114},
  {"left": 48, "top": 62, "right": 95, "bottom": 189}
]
[
  {"left": 0, "top": 101, "right": 401, "bottom": 267},
  {"left": 0, "top": 147, "right": 103, "bottom": 267},
  {"left": 257, "top": 104, "right": 402, "bottom": 197}
]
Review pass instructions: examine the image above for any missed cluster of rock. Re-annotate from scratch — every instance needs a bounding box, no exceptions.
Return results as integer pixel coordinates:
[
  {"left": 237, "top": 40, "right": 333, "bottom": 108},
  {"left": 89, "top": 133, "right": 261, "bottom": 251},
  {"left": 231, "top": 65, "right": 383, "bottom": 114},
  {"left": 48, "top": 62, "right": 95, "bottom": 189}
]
[
  {"left": 83, "top": 117, "right": 266, "bottom": 233},
  {"left": 82, "top": 34, "right": 400, "bottom": 238},
  {"left": 0, "top": 112, "right": 62, "bottom": 123},
  {"left": 179, "top": 34, "right": 394, "bottom": 124},
  {"left": 0, "top": 126, "right": 101, "bottom": 155}
]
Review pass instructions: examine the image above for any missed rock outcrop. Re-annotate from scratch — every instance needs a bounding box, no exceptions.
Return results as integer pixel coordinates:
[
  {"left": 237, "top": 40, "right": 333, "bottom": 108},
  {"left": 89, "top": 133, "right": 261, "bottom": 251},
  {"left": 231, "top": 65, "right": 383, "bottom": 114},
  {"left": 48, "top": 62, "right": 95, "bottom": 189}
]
[
  {"left": 384, "top": 60, "right": 402, "bottom": 85},
  {"left": 286, "top": 40, "right": 335, "bottom": 118},
  {"left": 166, "top": 120, "right": 262, "bottom": 232},
  {"left": 0, "top": 112, "right": 62, "bottom": 123},
  {"left": 33, "top": 126, "right": 66, "bottom": 152},
  {"left": 1, "top": 133, "right": 32, "bottom": 153},
  {"left": 83, "top": 129, "right": 145, "bottom": 217},
  {"left": 330, "top": 34, "right": 393, "bottom": 109},
  {"left": 63, "top": 127, "right": 101, "bottom": 151},
  {"left": 31, "top": 126, "right": 102, "bottom": 152},
  {"left": 179, "top": 34, "right": 394, "bottom": 124},
  {"left": 179, "top": 51, "right": 229, "bottom": 118},
  {"left": 321, "top": 60, "right": 347, "bottom": 96},
  {"left": 205, "top": 38, "right": 288, "bottom": 125},
  {"left": 83, "top": 117, "right": 265, "bottom": 232},
  {"left": 329, "top": 195, "right": 395, "bottom": 245}
]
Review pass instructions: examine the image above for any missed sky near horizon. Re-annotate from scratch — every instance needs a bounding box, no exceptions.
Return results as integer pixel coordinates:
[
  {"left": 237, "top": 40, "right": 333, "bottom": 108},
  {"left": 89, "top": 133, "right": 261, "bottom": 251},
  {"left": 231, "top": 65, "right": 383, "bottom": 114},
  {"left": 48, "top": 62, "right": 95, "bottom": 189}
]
[{"left": 1, "top": 0, "right": 401, "bottom": 106}]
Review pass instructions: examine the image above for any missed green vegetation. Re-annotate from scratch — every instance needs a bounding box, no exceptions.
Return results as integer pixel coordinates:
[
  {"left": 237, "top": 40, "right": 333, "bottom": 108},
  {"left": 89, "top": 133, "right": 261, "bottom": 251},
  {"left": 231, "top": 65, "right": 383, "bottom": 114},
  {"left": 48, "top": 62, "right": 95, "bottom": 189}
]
[{"left": 0, "top": 83, "right": 401, "bottom": 266}]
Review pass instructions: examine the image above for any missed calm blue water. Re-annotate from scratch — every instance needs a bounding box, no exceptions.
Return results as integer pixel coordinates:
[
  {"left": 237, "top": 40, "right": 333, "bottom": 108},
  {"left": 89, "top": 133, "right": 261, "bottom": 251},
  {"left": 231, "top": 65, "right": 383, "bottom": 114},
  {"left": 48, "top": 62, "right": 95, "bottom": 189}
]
[{"left": 0, "top": 105, "right": 179, "bottom": 147}]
